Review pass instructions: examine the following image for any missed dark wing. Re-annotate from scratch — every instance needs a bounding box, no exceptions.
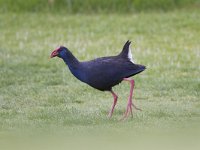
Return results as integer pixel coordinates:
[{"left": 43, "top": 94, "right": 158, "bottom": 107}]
[{"left": 80, "top": 56, "right": 145, "bottom": 91}]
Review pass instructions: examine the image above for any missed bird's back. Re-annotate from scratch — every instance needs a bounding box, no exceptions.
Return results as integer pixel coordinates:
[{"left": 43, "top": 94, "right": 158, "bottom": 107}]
[{"left": 80, "top": 55, "right": 145, "bottom": 91}]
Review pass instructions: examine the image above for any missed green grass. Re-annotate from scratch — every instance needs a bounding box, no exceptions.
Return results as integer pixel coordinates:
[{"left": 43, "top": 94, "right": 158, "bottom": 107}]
[
  {"left": 0, "top": 0, "right": 199, "bottom": 13},
  {"left": 0, "top": 10, "right": 200, "bottom": 143}
]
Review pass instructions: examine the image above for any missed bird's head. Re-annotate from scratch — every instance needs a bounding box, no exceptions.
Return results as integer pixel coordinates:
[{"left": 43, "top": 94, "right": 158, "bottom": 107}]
[{"left": 50, "top": 46, "right": 68, "bottom": 58}]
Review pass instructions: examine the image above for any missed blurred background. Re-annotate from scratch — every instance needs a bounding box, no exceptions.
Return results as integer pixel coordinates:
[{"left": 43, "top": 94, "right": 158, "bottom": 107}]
[
  {"left": 0, "top": 0, "right": 200, "bottom": 149},
  {"left": 0, "top": 0, "right": 199, "bottom": 13}
]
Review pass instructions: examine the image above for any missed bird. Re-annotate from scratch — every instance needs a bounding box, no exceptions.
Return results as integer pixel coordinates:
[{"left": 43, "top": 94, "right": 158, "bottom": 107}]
[{"left": 50, "top": 40, "right": 146, "bottom": 119}]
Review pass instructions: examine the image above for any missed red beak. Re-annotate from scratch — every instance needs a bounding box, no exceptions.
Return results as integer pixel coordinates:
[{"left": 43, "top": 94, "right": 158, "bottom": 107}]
[{"left": 50, "top": 48, "right": 59, "bottom": 58}]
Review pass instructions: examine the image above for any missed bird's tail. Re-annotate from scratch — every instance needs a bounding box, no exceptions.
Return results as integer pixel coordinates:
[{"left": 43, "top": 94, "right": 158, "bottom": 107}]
[
  {"left": 118, "top": 40, "right": 135, "bottom": 63},
  {"left": 118, "top": 40, "right": 131, "bottom": 58}
]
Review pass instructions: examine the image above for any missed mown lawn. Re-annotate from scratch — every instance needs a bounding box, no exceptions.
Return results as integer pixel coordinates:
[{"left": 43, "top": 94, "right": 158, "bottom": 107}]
[{"left": 0, "top": 11, "right": 200, "bottom": 140}]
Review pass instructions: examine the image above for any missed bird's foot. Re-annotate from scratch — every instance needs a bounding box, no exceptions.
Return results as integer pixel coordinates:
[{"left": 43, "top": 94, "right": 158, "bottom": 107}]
[
  {"left": 120, "top": 102, "right": 141, "bottom": 121},
  {"left": 132, "top": 103, "right": 142, "bottom": 111}
]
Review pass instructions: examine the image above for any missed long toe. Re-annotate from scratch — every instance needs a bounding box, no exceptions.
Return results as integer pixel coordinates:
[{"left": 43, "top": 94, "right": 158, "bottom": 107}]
[
  {"left": 132, "top": 103, "right": 142, "bottom": 111},
  {"left": 120, "top": 107, "right": 130, "bottom": 121}
]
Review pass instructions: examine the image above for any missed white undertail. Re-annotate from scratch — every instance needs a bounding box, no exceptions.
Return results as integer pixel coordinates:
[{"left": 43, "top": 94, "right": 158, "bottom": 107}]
[{"left": 128, "top": 45, "right": 134, "bottom": 63}]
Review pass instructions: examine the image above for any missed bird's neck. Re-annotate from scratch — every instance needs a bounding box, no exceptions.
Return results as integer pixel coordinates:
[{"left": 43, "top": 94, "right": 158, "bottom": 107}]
[
  {"left": 61, "top": 51, "right": 79, "bottom": 68},
  {"left": 61, "top": 51, "right": 86, "bottom": 82}
]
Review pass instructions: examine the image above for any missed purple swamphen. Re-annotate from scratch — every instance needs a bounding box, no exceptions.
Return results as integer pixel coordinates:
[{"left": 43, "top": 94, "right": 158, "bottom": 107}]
[{"left": 50, "top": 41, "right": 146, "bottom": 118}]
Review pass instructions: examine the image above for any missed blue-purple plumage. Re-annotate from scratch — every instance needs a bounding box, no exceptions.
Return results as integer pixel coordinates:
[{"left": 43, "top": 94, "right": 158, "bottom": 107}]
[
  {"left": 79, "top": 56, "right": 145, "bottom": 91},
  {"left": 51, "top": 41, "right": 146, "bottom": 91}
]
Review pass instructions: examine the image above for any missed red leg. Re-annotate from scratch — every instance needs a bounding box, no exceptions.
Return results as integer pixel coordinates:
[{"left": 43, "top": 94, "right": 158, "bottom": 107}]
[
  {"left": 108, "top": 90, "right": 118, "bottom": 118},
  {"left": 122, "top": 78, "right": 141, "bottom": 119}
]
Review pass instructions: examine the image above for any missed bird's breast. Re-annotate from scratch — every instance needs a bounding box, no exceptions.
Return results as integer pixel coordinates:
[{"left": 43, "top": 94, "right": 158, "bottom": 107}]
[{"left": 68, "top": 65, "right": 87, "bottom": 83}]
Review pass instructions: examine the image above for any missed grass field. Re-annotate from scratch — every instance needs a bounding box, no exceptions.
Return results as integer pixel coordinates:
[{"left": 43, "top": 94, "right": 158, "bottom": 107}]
[
  {"left": 0, "top": 10, "right": 200, "bottom": 149},
  {"left": 0, "top": 0, "right": 199, "bottom": 13}
]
